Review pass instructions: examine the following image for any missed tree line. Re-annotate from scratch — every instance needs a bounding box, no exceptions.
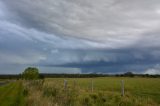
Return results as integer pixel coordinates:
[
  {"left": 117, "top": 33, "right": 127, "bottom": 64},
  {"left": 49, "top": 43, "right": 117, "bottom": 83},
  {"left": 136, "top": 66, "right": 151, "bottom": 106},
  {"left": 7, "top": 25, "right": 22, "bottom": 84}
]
[{"left": 0, "top": 67, "right": 160, "bottom": 79}]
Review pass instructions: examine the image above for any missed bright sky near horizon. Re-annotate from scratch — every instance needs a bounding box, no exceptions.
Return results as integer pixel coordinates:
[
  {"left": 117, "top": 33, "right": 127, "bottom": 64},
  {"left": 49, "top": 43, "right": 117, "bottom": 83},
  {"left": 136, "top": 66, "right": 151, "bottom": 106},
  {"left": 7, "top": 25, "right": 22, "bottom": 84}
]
[{"left": 0, "top": 0, "right": 160, "bottom": 74}]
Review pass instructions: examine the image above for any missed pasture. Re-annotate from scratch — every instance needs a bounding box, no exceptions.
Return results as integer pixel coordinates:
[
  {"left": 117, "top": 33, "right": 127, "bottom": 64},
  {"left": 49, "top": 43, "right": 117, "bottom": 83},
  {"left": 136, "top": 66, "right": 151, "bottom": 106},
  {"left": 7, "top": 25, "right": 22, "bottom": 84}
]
[
  {"left": 24, "top": 77, "right": 160, "bottom": 106},
  {"left": 0, "top": 77, "right": 160, "bottom": 106}
]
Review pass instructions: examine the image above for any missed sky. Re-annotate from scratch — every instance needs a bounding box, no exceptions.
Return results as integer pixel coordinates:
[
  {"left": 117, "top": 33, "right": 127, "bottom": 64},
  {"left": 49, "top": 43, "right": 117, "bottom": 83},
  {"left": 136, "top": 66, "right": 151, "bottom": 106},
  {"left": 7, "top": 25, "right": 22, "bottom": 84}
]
[{"left": 0, "top": 0, "right": 160, "bottom": 74}]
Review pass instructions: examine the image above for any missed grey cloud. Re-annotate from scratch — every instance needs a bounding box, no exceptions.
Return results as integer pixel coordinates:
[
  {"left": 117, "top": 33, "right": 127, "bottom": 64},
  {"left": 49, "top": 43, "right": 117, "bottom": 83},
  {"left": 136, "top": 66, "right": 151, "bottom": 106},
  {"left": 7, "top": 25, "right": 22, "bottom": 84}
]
[
  {"left": 0, "top": 18, "right": 114, "bottom": 50},
  {"left": 2, "top": 0, "right": 160, "bottom": 49},
  {"left": 0, "top": 53, "right": 45, "bottom": 65},
  {"left": 144, "top": 64, "right": 160, "bottom": 75},
  {"left": 1, "top": 0, "right": 160, "bottom": 74}
]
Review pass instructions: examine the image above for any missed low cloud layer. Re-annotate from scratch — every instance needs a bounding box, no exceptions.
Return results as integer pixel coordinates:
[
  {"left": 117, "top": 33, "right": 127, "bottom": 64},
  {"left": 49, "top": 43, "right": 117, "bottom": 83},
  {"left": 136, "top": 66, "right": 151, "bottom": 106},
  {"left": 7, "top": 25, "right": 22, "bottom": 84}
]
[
  {"left": 144, "top": 64, "right": 160, "bottom": 75},
  {"left": 0, "top": 0, "right": 160, "bottom": 74}
]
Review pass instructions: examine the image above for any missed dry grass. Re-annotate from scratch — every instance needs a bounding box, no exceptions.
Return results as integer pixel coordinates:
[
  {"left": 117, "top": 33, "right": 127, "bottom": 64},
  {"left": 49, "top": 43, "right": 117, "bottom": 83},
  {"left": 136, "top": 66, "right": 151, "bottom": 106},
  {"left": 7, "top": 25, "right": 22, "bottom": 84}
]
[{"left": 23, "top": 78, "right": 160, "bottom": 106}]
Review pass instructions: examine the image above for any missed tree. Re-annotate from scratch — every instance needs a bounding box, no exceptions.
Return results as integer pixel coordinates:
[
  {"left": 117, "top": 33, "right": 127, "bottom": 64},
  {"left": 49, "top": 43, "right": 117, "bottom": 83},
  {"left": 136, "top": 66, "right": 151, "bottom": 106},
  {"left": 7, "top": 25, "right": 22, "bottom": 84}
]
[{"left": 22, "top": 67, "right": 39, "bottom": 80}]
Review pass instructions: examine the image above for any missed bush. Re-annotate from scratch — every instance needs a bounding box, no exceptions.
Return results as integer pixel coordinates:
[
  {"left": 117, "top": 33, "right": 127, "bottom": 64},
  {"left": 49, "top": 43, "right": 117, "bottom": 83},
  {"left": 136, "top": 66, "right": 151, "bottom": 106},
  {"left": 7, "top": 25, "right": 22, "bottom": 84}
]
[{"left": 22, "top": 67, "right": 39, "bottom": 80}]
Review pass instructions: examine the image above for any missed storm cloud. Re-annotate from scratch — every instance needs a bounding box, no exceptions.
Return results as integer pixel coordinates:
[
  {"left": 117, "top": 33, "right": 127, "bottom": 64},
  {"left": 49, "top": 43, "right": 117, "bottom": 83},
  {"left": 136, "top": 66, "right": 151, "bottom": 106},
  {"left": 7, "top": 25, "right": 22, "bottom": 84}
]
[{"left": 0, "top": 0, "right": 160, "bottom": 74}]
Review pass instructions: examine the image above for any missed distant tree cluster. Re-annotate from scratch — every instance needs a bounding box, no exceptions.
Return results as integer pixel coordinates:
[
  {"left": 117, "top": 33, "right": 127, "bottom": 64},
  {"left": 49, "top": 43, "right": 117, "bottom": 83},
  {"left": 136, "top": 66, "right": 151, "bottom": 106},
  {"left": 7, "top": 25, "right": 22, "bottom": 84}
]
[
  {"left": 39, "top": 72, "right": 160, "bottom": 78},
  {"left": 39, "top": 73, "right": 108, "bottom": 79},
  {"left": 115, "top": 71, "right": 160, "bottom": 78},
  {"left": 0, "top": 69, "right": 160, "bottom": 79},
  {"left": 124, "top": 72, "right": 135, "bottom": 77},
  {"left": 0, "top": 74, "right": 20, "bottom": 79}
]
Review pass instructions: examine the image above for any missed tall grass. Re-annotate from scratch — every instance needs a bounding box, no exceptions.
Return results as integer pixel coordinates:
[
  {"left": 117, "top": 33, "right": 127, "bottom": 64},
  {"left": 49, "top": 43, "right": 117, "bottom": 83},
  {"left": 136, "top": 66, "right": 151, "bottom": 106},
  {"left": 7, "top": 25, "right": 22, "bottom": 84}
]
[{"left": 23, "top": 77, "right": 160, "bottom": 106}]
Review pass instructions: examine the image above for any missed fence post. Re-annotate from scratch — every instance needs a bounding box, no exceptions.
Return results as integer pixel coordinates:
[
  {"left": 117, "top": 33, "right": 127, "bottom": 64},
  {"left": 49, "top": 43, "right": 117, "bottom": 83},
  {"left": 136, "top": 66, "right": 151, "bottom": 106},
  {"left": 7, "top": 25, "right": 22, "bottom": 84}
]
[
  {"left": 73, "top": 79, "right": 76, "bottom": 89},
  {"left": 64, "top": 79, "right": 67, "bottom": 91},
  {"left": 91, "top": 79, "right": 93, "bottom": 92},
  {"left": 121, "top": 80, "right": 124, "bottom": 96}
]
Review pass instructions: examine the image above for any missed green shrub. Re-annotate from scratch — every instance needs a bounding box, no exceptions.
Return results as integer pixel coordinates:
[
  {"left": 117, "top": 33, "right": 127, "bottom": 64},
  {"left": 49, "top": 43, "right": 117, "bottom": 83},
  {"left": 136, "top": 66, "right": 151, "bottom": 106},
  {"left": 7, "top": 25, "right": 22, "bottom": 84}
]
[{"left": 22, "top": 67, "right": 39, "bottom": 80}]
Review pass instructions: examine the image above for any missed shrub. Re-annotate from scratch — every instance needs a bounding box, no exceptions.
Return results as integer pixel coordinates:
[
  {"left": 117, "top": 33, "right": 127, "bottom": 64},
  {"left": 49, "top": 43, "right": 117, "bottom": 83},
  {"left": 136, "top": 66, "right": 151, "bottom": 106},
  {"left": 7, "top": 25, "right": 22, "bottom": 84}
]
[{"left": 22, "top": 67, "right": 39, "bottom": 80}]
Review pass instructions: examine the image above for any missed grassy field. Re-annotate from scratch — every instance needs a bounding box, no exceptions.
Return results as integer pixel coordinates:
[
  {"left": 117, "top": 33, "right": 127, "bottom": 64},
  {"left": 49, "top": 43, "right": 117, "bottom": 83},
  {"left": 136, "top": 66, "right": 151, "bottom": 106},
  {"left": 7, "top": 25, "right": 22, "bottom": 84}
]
[
  {"left": 0, "top": 77, "right": 160, "bottom": 106},
  {"left": 0, "top": 81, "right": 25, "bottom": 106},
  {"left": 23, "top": 77, "right": 160, "bottom": 106}
]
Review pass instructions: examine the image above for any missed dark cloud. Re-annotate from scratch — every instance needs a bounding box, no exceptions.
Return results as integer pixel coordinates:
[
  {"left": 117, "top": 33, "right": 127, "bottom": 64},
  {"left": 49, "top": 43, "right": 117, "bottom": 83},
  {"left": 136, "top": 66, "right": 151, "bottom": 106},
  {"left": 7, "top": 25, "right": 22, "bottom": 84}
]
[{"left": 0, "top": 0, "right": 160, "bottom": 74}]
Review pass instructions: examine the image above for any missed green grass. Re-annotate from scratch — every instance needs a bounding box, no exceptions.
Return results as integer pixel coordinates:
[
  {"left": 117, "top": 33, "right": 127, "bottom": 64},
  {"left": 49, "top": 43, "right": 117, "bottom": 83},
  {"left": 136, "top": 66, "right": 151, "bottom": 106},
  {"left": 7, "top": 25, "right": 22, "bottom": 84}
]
[
  {"left": 21, "top": 77, "right": 160, "bottom": 106},
  {"left": 0, "top": 81, "right": 25, "bottom": 106},
  {"left": 0, "top": 77, "right": 160, "bottom": 106},
  {"left": 44, "top": 77, "right": 160, "bottom": 105}
]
